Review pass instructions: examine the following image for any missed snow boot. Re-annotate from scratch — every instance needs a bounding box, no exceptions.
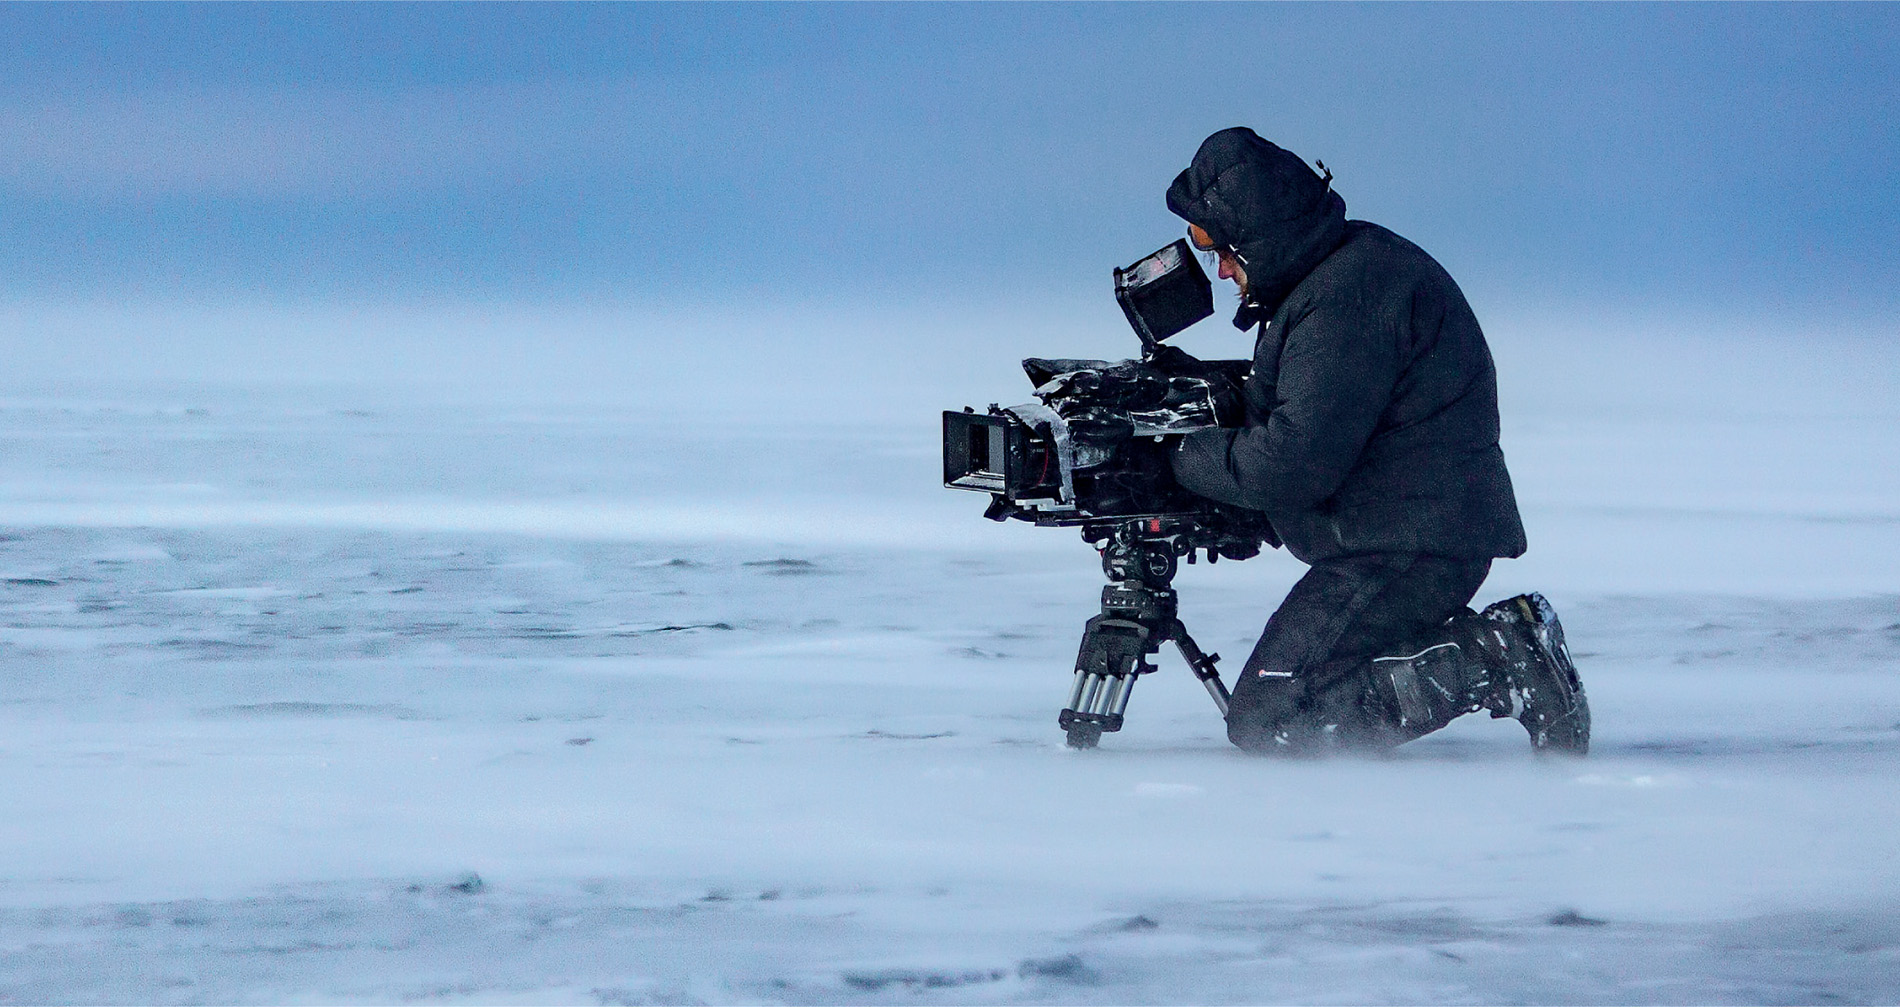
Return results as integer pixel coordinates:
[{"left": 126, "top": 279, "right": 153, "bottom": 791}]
[
  {"left": 1472, "top": 593, "right": 1591, "bottom": 755},
  {"left": 1367, "top": 637, "right": 1488, "bottom": 744}
]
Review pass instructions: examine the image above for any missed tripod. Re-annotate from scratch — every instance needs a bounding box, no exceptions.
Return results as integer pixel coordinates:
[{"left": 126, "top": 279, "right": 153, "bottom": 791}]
[{"left": 1058, "top": 520, "right": 1233, "bottom": 749}]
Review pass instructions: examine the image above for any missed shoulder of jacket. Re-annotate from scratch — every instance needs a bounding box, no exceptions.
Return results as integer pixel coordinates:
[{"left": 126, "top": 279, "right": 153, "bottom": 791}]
[
  {"left": 1319, "top": 222, "right": 1426, "bottom": 268},
  {"left": 1282, "top": 227, "right": 1420, "bottom": 310}
]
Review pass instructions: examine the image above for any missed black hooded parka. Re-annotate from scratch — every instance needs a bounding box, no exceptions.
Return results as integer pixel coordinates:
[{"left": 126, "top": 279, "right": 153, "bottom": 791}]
[{"left": 1167, "top": 128, "right": 1527, "bottom": 564}]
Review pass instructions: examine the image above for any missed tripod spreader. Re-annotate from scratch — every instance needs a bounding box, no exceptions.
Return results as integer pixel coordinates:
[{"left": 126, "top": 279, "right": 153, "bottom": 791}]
[{"left": 1059, "top": 522, "right": 1233, "bottom": 749}]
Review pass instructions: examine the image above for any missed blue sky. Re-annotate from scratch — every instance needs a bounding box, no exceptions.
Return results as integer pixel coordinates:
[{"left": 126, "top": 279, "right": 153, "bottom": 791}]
[{"left": 2, "top": 2, "right": 1896, "bottom": 321}]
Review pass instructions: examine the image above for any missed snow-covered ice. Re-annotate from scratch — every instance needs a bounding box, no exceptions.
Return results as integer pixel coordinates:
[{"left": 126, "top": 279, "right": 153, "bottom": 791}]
[{"left": 0, "top": 324, "right": 1897, "bottom": 1003}]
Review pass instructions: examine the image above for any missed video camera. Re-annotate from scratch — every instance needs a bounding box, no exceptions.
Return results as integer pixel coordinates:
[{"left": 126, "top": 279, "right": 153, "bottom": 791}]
[
  {"left": 941, "top": 241, "right": 1281, "bottom": 748},
  {"left": 943, "top": 239, "right": 1279, "bottom": 556}
]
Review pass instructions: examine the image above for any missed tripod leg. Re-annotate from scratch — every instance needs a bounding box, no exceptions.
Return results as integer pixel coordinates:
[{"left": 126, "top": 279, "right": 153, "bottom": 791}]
[
  {"left": 1062, "top": 667, "right": 1108, "bottom": 750},
  {"left": 1060, "top": 615, "right": 1155, "bottom": 748},
  {"left": 1171, "top": 623, "right": 1230, "bottom": 718}
]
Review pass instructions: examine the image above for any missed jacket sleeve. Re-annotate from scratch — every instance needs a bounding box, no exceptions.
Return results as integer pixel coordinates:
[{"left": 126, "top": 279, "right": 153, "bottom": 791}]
[
  {"left": 1171, "top": 301, "right": 1399, "bottom": 513},
  {"left": 1171, "top": 426, "right": 1250, "bottom": 507}
]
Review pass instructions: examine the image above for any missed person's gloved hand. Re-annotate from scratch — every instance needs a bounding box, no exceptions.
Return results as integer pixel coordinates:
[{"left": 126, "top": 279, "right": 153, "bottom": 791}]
[{"left": 1144, "top": 344, "right": 1203, "bottom": 372}]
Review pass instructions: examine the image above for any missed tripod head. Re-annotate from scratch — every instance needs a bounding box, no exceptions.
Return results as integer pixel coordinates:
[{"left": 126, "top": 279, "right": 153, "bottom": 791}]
[{"left": 1081, "top": 515, "right": 1271, "bottom": 589}]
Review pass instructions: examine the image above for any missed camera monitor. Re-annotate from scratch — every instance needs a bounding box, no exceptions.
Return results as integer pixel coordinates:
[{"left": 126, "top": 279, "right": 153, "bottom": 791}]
[{"left": 1113, "top": 239, "right": 1213, "bottom": 350}]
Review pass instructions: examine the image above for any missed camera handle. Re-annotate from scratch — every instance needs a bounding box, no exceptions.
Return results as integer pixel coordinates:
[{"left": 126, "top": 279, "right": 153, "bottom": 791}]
[{"left": 1059, "top": 523, "right": 1232, "bottom": 749}]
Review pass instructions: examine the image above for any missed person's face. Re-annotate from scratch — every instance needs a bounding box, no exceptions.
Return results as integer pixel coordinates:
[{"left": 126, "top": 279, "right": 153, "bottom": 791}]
[{"left": 1189, "top": 224, "right": 1248, "bottom": 297}]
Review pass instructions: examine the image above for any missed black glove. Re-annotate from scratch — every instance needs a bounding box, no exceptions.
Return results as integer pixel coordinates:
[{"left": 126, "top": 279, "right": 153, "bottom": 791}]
[{"left": 1143, "top": 344, "right": 1202, "bottom": 373}]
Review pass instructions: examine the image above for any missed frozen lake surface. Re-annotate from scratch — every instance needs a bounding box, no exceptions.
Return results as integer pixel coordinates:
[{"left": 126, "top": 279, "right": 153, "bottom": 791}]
[{"left": 1, "top": 331, "right": 1897, "bottom": 1004}]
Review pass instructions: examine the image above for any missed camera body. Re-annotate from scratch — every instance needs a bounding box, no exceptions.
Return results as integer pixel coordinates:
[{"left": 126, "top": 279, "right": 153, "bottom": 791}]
[{"left": 943, "top": 240, "right": 1278, "bottom": 559}]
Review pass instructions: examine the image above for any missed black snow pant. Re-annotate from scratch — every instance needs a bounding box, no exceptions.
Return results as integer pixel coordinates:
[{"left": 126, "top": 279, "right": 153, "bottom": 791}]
[{"left": 1227, "top": 553, "right": 1491, "bottom": 753}]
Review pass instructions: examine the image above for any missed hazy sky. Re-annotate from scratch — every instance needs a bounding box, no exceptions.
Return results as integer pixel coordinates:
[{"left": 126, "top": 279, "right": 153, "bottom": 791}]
[{"left": 2, "top": 2, "right": 1896, "bottom": 323}]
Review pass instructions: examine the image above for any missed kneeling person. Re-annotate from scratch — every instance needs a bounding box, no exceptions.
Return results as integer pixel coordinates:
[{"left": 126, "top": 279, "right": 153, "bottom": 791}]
[{"left": 1163, "top": 128, "right": 1587, "bottom": 754}]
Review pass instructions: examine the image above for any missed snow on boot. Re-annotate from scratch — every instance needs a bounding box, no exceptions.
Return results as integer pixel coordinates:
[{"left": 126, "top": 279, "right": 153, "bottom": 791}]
[
  {"left": 1369, "top": 640, "right": 1485, "bottom": 743},
  {"left": 1476, "top": 593, "right": 1590, "bottom": 755}
]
